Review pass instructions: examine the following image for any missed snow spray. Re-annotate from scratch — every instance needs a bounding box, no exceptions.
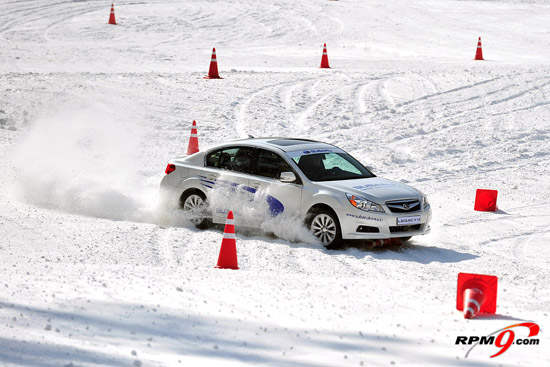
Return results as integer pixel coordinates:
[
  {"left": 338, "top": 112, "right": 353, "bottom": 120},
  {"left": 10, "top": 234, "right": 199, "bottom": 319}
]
[{"left": 8, "top": 106, "right": 165, "bottom": 223}]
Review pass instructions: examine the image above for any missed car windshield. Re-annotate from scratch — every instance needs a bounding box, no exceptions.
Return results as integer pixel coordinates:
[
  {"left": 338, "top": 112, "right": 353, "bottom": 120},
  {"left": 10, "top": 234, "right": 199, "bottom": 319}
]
[{"left": 290, "top": 151, "right": 375, "bottom": 181}]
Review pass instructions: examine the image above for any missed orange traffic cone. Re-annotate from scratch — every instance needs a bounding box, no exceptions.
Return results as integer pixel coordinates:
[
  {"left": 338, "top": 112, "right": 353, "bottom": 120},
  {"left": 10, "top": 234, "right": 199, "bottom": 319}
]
[
  {"left": 204, "top": 48, "right": 222, "bottom": 79},
  {"left": 320, "top": 43, "right": 330, "bottom": 68},
  {"left": 474, "top": 189, "right": 498, "bottom": 212},
  {"left": 474, "top": 37, "right": 484, "bottom": 60},
  {"left": 186, "top": 120, "right": 199, "bottom": 155},
  {"left": 456, "top": 273, "right": 498, "bottom": 319},
  {"left": 215, "top": 211, "right": 239, "bottom": 270},
  {"left": 108, "top": 3, "right": 117, "bottom": 25}
]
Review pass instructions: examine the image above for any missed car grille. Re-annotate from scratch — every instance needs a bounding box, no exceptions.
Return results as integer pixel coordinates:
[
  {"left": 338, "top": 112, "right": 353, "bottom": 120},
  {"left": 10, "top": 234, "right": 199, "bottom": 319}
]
[
  {"left": 389, "top": 224, "right": 422, "bottom": 233},
  {"left": 385, "top": 199, "right": 421, "bottom": 213}
]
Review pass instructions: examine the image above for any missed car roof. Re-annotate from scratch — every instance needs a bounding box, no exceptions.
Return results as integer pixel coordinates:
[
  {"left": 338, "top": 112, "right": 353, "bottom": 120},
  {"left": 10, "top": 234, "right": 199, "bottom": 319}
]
[
  {"left": 221, "top": 137, "right": 338, "bottom": 153},
  {"left": 175, "top": 137, "right": 342, "bottom": 165}
]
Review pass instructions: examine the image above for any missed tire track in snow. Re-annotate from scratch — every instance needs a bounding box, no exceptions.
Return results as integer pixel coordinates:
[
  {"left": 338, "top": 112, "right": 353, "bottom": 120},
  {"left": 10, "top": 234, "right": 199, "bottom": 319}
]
[
  {"left": 396, "top": 77, "right": 500, "bottom": 108},
  {"left": 356, "top": 80, "right": 383, "bottom": 114},
  {"left": 519, "top": 231, "right": 550, "bottom": 270},
  {"left": 43, "top": 2, "right": 192, "bottom": 46},
  {"left": 379, "top": 73, "right": 550, "bottom": 146},
  {"left": 153, "top": 227, "right": 179, "bottom": 267},
  {"left": 42, "top": 6, "right": 112, "bottom": 44},
  {"left": 354, "top": 71, "right": 410, "bottom": 116},
  {"left": 232, "top": 75, "right": 320, "bottom": 137},
  {"left": 330, "top": 69, "right": 550, "bottom": 183},
  {"left": 292, "top": 75, "right": 365, "bottom": 135},
  {"left": 0, "top": 1, "right": 75, "bottom": 38},
  {"left": 434, "top": 77, "right": 550, "bottom": 119},
  {"left": 282, "top": 82, "right": 307, "bottom": 110},
  {"left": 488, "top": 78, "right": 550, "bottom": 107}
]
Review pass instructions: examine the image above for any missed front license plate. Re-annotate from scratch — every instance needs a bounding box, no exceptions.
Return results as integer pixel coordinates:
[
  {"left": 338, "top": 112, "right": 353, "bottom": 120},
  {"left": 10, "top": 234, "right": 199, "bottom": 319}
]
[{"left": 397, "top": 216, "right": 421, "bottom": 226}]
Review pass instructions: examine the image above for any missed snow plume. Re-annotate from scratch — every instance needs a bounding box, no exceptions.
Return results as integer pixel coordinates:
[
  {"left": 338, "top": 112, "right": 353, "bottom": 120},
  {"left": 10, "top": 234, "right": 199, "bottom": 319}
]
[
  {"left": 9, "top": 106, "right": 158, "bottom": 222},
  {"left": 206, "top": 177, "right": 319, "bottom": 244},
  {"left": 9, "top": 111, "right": 317, "bottom": 243},
  {"left": 260, "top": 213, "right": 319, "bottom": 245},
  {"left": 252, "top": 189, "right": 318, "bottom": 244}
]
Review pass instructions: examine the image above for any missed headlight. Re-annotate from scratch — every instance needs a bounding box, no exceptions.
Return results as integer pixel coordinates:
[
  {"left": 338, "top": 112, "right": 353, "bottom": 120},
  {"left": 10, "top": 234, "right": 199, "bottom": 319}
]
[
  {"left": 346, "top": 193, "right": 385, "bottom": 213},
  {"left": 422, "top": 195, "right": 429, "bottom": 209}
]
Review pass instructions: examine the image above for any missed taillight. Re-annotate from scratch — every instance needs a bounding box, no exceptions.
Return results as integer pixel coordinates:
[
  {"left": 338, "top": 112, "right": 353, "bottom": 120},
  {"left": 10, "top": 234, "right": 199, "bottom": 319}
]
[{"left": 165, "top": 163, "right": 176, "bottom": 174}]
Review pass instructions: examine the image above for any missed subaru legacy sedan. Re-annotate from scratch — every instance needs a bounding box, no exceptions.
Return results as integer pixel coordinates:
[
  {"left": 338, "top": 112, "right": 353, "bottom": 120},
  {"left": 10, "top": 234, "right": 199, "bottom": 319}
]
[{"left": 160, "top": 138, "right": 431, "bottom": 248}]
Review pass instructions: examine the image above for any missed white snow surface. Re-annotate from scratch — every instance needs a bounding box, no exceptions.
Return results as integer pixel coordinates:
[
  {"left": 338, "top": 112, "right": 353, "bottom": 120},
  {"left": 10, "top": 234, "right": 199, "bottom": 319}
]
[{"left": 1, "top": 0, "right": 549, "bottom": 366}]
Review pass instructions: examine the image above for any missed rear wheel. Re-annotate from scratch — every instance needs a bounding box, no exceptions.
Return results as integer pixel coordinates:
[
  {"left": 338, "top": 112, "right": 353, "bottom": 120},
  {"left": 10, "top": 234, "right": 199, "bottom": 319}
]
[
  {"left": 181, "top": 191, "right": 210, "bottom": 229},
  {"left": 308, "top": 209, "right": 342, "bottom": 250}
]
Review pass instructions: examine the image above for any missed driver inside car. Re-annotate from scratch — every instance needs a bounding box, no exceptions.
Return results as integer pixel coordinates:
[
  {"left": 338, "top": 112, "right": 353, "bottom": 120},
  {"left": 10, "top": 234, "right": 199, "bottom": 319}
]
[{"left": 298, "top": 154, "right": 326, "bottom": 181}]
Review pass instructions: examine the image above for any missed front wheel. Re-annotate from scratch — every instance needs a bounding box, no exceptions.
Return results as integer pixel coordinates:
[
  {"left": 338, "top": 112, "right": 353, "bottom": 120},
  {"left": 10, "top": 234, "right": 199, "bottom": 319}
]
[
  {"left": 308, "top": 209, "right": 342, "bottom": 250},
  {"left": 181, "top": 191, "right": 210, "bottom": 229}
]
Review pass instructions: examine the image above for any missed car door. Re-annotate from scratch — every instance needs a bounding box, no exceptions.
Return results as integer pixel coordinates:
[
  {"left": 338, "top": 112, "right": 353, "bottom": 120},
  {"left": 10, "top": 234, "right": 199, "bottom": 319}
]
[
  {"left": 203, "top": 146, "right": 255, "bottom": 226},
  {"left": 247, "top": 148, "right": 303, "bottom": 227}
]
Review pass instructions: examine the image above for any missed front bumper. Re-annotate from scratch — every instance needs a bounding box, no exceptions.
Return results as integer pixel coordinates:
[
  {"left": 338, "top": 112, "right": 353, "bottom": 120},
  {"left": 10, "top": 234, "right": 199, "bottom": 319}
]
[{"left": 337, "top": 206, "right": 432, "bottom": 240}]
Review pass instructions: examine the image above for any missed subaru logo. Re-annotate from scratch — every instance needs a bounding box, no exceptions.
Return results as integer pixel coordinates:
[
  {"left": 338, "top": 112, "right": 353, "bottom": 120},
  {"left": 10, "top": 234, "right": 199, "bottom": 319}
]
[{"left": 402, "top": 203, "right": 410, "bottom": 210}]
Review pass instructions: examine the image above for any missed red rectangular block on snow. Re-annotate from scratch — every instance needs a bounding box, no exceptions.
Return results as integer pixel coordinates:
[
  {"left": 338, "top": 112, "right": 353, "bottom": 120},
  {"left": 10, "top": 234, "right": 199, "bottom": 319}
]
[{"left": 474, "top": 189, "right": 498, "bottom": 212}]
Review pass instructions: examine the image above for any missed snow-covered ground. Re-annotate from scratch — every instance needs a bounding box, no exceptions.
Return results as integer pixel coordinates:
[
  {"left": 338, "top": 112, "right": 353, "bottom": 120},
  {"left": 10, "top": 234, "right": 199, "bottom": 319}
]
[{"left": 1, "top": 0, "right": 549, "bottom": 366}]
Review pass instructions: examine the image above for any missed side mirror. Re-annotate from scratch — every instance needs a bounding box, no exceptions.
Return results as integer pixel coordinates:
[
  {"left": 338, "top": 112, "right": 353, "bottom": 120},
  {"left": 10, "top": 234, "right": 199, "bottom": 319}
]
[{"left": 280, "top": 172, "right": 296, "bottom": 183}]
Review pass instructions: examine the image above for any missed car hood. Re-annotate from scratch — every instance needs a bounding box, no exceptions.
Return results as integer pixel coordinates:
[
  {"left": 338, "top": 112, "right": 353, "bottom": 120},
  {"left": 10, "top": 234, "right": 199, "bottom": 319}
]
[{"left": 316, "top": 177, "right": 420, "bottom": 203}]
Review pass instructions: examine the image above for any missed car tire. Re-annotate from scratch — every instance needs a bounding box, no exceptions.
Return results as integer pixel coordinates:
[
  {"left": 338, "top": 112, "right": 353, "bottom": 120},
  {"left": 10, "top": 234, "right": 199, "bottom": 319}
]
[
  {"left": 308, "top": 208, "right": 343, "bottom": 250},
  {"left": 180, "top": 190, "right": 210, "bottom": 229}
]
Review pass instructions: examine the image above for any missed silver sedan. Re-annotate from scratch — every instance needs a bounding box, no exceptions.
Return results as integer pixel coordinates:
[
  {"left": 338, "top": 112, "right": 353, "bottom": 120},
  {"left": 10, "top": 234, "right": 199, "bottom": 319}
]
[{"left": 160, "top": 138, "right": 431, "bottom": 248}]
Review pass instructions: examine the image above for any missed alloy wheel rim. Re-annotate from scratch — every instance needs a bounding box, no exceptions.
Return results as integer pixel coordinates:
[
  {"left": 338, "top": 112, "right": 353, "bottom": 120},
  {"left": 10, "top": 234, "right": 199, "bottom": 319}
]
[
  {"left": 183, "top": 194, "right": 206, "bottom": 225},
  {"left": 311, "top": 214, "right": 337, "bottom": 244}
]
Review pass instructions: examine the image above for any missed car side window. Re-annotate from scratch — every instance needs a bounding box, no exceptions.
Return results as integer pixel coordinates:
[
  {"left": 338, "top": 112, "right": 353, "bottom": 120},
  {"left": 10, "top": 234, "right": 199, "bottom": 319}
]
[
  {"left": 256, "top": 149, "right": 294, "bottom": 179},
  {"left": 206, "top": 147, "right": 237, "bottom": 169},
  {"left": 206, "top": 149, "right": 221, "bottom": 168},
  {"left": 205, "top": 147, "right": 255, "bottom": 174},
  {"left": 231, "top": 147, "right": 255, "bottom": 174}
]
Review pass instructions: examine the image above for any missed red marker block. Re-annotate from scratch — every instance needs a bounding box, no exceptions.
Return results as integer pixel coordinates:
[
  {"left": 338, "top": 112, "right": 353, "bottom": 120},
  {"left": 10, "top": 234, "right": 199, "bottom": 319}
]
[{"left": 474, "top": 189, "right": 498, "bottom": 212}]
